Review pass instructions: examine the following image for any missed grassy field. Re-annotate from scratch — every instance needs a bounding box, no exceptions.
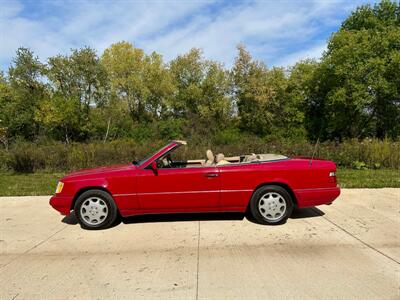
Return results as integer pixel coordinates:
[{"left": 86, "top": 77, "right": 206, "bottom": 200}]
[
  {"left": 0, "top": 172, "right": 65, "bottom": 196},
  {"left": 337, "top": 169, "right": 400, "bottom": 188},
  {"left": 0, "top": 169, "right": 398, "bottom": 196}
]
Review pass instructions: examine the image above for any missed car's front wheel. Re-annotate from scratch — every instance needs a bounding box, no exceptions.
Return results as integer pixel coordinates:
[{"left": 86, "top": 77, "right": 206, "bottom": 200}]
[
  {"left": 249, "top": 185, "right": 294, "bottom": 225},
  {"left": 74, "top": 189, "right": 118, "bottom": 230}
]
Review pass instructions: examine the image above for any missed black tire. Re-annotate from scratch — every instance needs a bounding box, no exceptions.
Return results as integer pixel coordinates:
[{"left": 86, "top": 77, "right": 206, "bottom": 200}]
[
  {"left": 249, "top": 185, "right": 294, "bottom": 225},
  {"left": 74, "top": 189, "right": 118, "bottom": 230}
]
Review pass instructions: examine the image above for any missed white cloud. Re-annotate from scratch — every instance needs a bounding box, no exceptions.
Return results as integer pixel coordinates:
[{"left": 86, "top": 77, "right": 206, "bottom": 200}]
[
  {"left": 141, "top": 0, "right": 353, "bottom": 67},
  {"left": 273, "top": 43, "right": 327, "bottom": 67},
  {"left": 0, "top": 0, "right": 370, "bottom": 71}
]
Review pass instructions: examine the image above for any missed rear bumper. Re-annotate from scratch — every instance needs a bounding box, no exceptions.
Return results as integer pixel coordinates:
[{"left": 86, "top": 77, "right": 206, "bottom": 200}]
[
  {"left": 49, "top": 195, "right": 73, "bottom": 215},
  {"left": 294, "top": 187, "right": 340, "bottom": 208}
]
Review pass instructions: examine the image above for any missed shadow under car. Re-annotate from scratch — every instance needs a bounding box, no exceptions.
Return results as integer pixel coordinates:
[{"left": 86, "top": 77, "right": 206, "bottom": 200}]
[{"left": 62, "top": 207, "right": 325, "bottom": 229}]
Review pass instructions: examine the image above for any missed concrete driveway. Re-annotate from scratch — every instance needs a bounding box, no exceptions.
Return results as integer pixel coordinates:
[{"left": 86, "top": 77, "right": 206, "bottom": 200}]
[{"left": 0, "top": 189, "right": 399, "bottom": 300}]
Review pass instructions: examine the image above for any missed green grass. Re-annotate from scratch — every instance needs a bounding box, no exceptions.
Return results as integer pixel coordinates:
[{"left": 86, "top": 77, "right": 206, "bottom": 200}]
[
  {"left": 0, "top": 169, "right": 398, "bottom": 196},
  {"left": 337, "top": 169, "right": 400, "bottom": 188},
  {"left": 0, "top": 172, "right": 65, "bottom": 196}
]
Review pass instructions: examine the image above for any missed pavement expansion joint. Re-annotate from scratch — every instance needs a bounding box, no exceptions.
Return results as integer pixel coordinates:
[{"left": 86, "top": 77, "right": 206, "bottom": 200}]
[
  {"left": 196, "top": 220, "right": 201, "bottom": 300},
  {"left": 311, "top": 207, "right": 399, "bottom": 265},
  {"left": 1, "top": 225, "right": 68, "bottom": 269}
]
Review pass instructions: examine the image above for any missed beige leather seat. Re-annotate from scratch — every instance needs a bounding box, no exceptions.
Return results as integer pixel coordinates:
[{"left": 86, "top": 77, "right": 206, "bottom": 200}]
[
  {"left": 243, "top": 153, "right": 257, "bottom": 163},
  {"left": 204, "top": 149, "right": 215, "bottom": 166},
  {"left": 216, "top": 153, "right": 230, "bottom": 166}
]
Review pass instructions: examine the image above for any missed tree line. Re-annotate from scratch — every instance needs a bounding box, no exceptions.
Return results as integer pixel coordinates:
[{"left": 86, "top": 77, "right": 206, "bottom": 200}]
[{"left": 0, "top": 1, "right": 399, "bottom": 148}]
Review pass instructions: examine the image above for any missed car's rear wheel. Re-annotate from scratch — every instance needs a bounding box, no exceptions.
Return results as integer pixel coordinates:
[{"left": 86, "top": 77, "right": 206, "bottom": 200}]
[
  {"left": 74, "top": 189, "right": 118, "bottom": 230},
  {"left": 249, "top": 185, "right": 294, "bottom": 225}
]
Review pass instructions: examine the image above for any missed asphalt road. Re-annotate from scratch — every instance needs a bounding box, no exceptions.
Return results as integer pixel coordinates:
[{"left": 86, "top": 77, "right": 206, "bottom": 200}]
[{"left": 0, "top": 189, "right": 399, "bottom": 300}]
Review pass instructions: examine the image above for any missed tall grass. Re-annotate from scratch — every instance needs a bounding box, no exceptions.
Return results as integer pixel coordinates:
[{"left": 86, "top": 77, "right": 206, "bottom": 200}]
[{"left": 0, "top": 138, "right": 398, "bottom": 173}]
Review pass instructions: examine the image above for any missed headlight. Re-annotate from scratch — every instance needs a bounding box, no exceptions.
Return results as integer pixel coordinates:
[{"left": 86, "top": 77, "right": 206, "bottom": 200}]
[
  {"left": 329, "top": 171, "right": 336, "bottom": 177},
  {"left": 55, "top": 182, "right": 64, "bottom": 194}
]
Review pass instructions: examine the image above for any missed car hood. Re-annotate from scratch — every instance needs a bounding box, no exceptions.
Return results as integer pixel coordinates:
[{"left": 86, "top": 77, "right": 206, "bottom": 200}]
[{"left": 62, "top": 164, "right": 136, "bottom": 180}]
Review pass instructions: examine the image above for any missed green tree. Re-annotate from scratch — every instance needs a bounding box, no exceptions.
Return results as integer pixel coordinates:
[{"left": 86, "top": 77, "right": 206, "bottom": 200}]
[
  {"left": 286, "top": 60, "right": 320, "bottom": 139},
  {"left": 0, "top": 72, "right": 13, "bottom": 148},
  {"left": 169, "top": 48, "right": 204, "bottom": 118},
  {"left": 43, "top": 47, "right": 108, "bottom": 141},
  {"left": 232, "top": 45, "right": 277, "bottom": 135},
  {"left": 145, "top": 51, "right": 176, "bottom": 120},
  {"left": 34, "top": 95, "right": 80, "bottom": 143},
  {"left": 259, "top": 66, "right": 308, "bottom": 139},
  {"left": 169, "top": 48, "right": 232, "bottom": 134},
  {"left": 87, "top": 99, "right": 131, "bottom": 142},
  {"left": 101, "top": 41, "right": 174, "bottom": 123},
  {"left": 199, "top": 61, "right": 231, "bottom": 128},
  {"left": 2, "top": 0, "right": 399, "bottom": 145},
  {"left": 318, "top": 0, "right": 400, "bottom": 139},
  {"left": 6, "top": 48, "right": 46, "bottom": 140}
]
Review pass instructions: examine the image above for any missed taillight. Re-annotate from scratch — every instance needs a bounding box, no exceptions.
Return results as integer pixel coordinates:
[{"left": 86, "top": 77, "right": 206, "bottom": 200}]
[{"left": 329, "top": 171, "right": 337, "bottom": 184}]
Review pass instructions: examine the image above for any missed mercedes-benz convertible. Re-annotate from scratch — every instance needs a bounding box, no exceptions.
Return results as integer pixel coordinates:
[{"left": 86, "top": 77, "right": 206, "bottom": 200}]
[{"left": 50, "top": 140, "right": 340, "bottom": 229}]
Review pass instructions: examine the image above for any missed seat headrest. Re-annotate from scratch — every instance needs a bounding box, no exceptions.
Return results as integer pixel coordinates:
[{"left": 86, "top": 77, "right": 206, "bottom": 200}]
[
  {"left": 206, "top": 150, "right": 214, "bottom": 161},
  {"left": 216, "top": 153, "right": 225, "bottom": 163},
  {"left": 244, "top": 153, "right": 257, "bottom": 162}
]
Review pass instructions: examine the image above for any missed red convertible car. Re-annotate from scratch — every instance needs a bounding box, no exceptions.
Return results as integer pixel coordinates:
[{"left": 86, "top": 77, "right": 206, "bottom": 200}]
[{"left": 50, "top": 140, "right": 340, "bottom": 229}]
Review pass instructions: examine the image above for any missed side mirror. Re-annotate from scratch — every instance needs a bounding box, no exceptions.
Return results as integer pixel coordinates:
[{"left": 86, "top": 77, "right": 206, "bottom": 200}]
[{"left": 151, "top": 161, "right": 158, "bottom": 175}]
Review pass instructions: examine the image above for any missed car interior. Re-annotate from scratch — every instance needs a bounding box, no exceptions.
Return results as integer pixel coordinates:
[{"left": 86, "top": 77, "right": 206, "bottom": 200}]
[{"left": 156, "top": 148, "right": 288, "bottom": 169}]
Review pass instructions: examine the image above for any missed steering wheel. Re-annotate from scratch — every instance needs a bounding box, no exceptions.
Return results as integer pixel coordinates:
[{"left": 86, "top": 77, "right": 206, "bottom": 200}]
[
  {"left": 165, "top": 154, "right": 173, "bottom": 168},
  {"left": 158, "top": 154, "right": 173, "bottom": 168}
]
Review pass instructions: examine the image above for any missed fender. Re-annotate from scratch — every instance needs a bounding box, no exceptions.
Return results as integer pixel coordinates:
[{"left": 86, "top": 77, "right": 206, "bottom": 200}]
[
  {"left": 254, "top": 177, "right": 297, "bottom": 204},
  {"left": 63, "top": 177, "right": 109, "bottom": 197},
  {"left": 256, "top": 177, "right": 293, "bottom": 190},
  {"left": 50, "top": 177, "right": 110, "bottom": 215}
]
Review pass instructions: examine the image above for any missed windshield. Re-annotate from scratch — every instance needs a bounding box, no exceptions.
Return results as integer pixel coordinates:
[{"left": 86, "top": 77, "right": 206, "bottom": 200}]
[{"left": 133, "top": 143, "right": 175, "bottom": 167}]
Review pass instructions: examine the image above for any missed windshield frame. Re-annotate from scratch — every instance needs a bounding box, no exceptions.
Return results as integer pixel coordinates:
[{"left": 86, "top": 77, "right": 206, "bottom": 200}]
[{"left": 136, "top": 141, "right": 183, "bottom": 169}]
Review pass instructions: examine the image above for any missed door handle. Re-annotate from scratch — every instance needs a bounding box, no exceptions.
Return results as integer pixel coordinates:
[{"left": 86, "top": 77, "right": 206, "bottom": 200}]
[{"left": 204, "top": 173, "right": 219, "bottom": 178}]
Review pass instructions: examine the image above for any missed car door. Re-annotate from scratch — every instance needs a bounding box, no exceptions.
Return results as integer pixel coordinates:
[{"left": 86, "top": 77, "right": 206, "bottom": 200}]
[
  {"left": 136, "top": 166, "right": 220, "bottom": 212},
  {"left": 217, "top": 163, "right": 258, "bottom": 210}
]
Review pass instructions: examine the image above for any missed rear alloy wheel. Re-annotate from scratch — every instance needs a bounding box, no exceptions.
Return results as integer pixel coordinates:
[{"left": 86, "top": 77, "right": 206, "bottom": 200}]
[
  {"left": 74, "top": 190, "right": 118, "bottom": 230},
  {"left": 249, "top": 185, "right": 294, "bottom": 225}
]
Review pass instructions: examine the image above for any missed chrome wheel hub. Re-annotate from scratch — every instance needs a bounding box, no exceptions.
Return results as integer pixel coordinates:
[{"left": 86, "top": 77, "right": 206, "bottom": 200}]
[
  {"left": 258, "top": 192, "right": 286, "bottom": 221},
  {"left": 80, "top": 197, "right": 108, "bottom": 225}
]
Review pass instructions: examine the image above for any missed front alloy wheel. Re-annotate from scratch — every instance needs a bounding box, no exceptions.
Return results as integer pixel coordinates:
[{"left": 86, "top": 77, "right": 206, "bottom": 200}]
[
  {"left": 80, "top": 197, "right": 109, "bottom": 225},
  {"left": 74, "top": 190, "right": 118, "bottom": 230}
]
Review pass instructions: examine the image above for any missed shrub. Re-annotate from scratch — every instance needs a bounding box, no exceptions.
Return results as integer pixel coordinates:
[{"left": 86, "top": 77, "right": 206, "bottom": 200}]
[
  {"left": 352, "top": 161, "right": 368, "bottom": 170},
  {"left": 8, "top": 147, "right": 37, "bottom": 173},
  {"left": 0, "top": 150, "right": 12, "bottom": 171},
  {"left": 0, "top": 137, "right": 398, "bottom": 173}
]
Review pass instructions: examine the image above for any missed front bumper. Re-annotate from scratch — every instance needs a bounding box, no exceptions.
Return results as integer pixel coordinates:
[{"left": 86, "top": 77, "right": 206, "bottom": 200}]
[{"left": 49, "top": 195, "right": 73, "bottom": 215}]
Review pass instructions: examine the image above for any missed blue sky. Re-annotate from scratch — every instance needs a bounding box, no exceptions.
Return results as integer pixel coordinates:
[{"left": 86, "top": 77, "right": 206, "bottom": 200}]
[{"left": 0, "top": 0, "right": 376, "bottom": 72}]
